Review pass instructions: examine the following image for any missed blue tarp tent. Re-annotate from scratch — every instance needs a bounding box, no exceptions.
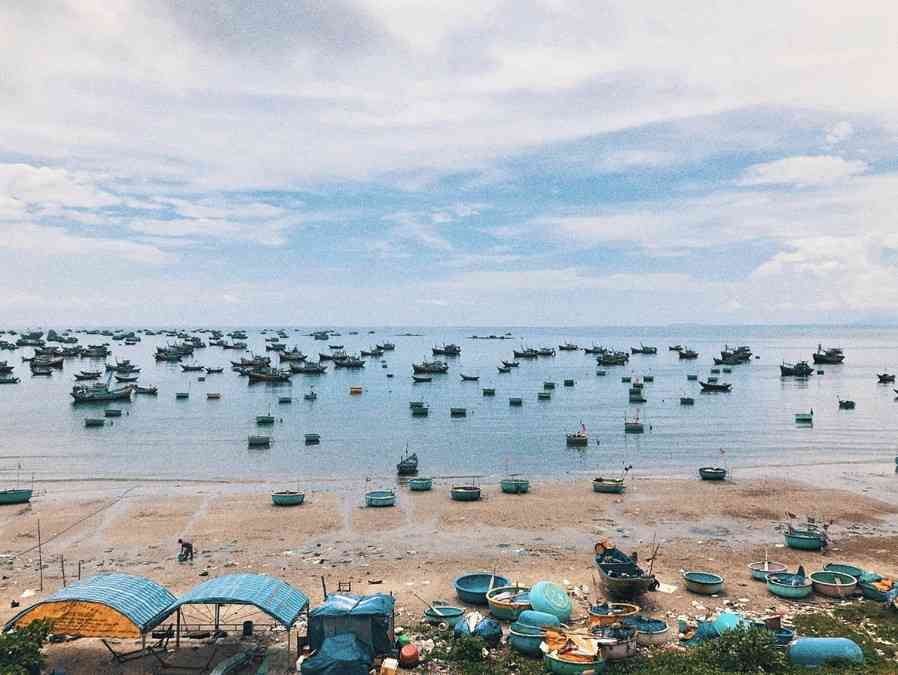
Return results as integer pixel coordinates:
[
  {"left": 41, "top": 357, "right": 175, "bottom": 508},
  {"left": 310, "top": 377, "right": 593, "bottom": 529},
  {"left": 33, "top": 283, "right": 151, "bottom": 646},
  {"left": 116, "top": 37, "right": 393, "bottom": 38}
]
[
  {"left": 301, "top": 634, "right": 373, "bottom": 675},
  {"left": 308, "top": 593, "right": 394, "bottom": 654}
]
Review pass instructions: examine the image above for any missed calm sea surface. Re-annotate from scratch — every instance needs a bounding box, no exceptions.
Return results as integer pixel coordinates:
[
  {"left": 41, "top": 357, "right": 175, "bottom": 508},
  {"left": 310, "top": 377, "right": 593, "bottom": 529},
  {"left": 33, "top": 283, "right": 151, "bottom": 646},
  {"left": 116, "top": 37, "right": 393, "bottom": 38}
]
[{"left": 1, "top": 326, "right": 897, "bottom": 485}]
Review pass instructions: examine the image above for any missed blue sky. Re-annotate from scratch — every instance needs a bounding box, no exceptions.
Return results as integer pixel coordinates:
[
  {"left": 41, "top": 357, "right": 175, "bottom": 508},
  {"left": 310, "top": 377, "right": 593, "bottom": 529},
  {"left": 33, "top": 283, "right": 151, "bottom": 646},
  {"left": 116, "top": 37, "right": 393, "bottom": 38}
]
[{"left": 2, "top": 1, "right": 897, "bottom": 326}]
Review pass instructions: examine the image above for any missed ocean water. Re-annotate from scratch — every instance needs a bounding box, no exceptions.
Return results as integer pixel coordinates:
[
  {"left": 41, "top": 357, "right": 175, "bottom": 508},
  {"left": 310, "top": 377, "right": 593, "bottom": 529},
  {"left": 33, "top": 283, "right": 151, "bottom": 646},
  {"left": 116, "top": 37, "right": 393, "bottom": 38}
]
[{"left": 1, "top": 325, "right": 897, "bottom": 485}]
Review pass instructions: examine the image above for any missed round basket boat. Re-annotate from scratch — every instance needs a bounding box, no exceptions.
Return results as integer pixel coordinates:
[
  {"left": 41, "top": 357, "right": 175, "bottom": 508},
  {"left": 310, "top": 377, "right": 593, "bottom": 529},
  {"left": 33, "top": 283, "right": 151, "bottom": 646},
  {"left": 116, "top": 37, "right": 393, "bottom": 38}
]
[
  {"left": 508, "top": 623, "right": 546, "bottom": 656},
  {"left": 683, "top": 571, "right": 725, "bottom": 595},
  {"left": 592, "top": 478, "right": 625, "bottom": 494},
  {"left": 784, "top": 529, "right": 826, "bottom": 551},
  {"left": 422, "top": 605, "right": 464, "bottom": 628},
  {"left": 365, "top": 489, "right": 396, "bottom": 507},
  {"left": 542, "top": 650, "right": 606, "bottom": 675},
  {"left": 698, "top": 467, "right": 727, "bottom": 481},
  {"left": 454, "top": 573, "right": 510, "bottom": 606},
  {"left": 620, "top": 615, "right": 671, "bottom": 646},
  {"left": 767, "top": 573, "right": 813, "bottom": 599},
  {"left": 408, "top": 477, "right": 433, "bottom": 491},
  {"left": 529, "top": 581, "right": 572, "bottom": 623},
  {"left": 500, "top": 478, "right": 530, "bottom": 494},
  {"left": 450, "top": 485, "right": 481, "bottom": 502},
  {"left": 809, "top": 571, "right": 857, "bottom": 598},
  {"left": 271, "top": 491, "right": 305, "bottom": 507},
  {"left": 749, "top": 561, "right": 788, "bottom": 581},
  {"left": 587, "top": 602, "right": 640, "bottom": 627},
  {"left": 823, "top": 562, "right": 864, "bottom": 578},
  {"left": 486, "top": 584, "right": 531, "bottom": 621}
]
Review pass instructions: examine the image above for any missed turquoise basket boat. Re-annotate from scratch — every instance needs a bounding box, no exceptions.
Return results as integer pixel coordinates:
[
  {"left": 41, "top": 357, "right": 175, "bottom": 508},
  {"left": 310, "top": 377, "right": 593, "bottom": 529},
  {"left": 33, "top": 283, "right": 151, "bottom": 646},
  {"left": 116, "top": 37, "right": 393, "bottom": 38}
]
[
  {"left": 408, "top": 477, "right": 433, "bottom": 491},
  {"left": 784, "top": 529, "right": 827, "bottom": 550},
  {"left": 592, "top": 478, "right": 625, "bottom": 494},
  {"left": 859, "top": 581, "right": 889, "bottom": 602},
  {"left": 423, "top": 605, "right": 464, "bottom": 628},
  {"left": 767, "top": 573, "right": 813, "bottom": 599},
  {"left": 365, "top": 489, "right": 396, "bottom": 507},
  {"left": 823, "top": 562, "right": 864, "bottom": 578},
  {"left": 501, "top": 478, "right": 530, "bottom": 494},
  {"left": 683, "top": 571, "right": 725, "bottom": 595},
  {"left": 809, "top": 571, "right": 857, "bottom": 598},
  {"left": 543, "top": 652, "right": 606, "bottom": 674},
  {"left": 454, "top": 573, "right": 510, "bottom": 605},
  {"left": 508, "top": 623, "right": 545, "bottom": 656},
  {"left": 0, "top": 488, "right": 33, "bottom": 505},
  {"left": 451, "top": 485, "right": 481, "bottom": 501},
  {"left": 748, "top": 561, "right": 787, "bottom": 581},
  {"left": 698, "top": 467, "right": 727, "bottom": 481},
  {"left": 271, "top": 491, "right": 304, "bottom": 507},
  {"left": 486, "top": 584, "right": 531, "bottom": 621}
]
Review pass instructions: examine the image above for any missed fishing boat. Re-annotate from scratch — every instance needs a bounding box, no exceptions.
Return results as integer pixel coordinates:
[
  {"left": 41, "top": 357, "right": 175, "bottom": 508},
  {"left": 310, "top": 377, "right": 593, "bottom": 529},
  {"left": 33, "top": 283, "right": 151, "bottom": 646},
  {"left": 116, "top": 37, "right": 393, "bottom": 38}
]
[
  {"left": 558, "top": 342, "right": 579, "bottom": 351},
  {"left": 175, "top": 391, "right": 189, "bottom": 399},
  {"left": 0, "top": 488, "right": 33, "bottom": 505},
  {"left": 207, "top": 393, "right": 221, "bottom": 400},
  {"left": 304, "top": 433, "right": 320, "bottom": 444},
  {"left": 450, "top": 485, "right": 481, "bottom": 501},
  {"left": 500, "top": 477, "right": 530, "bottom": 494},
  {"left": 460, "top": 373, "right": 479, "bottom": 381},
  {"left": 205, "top": 367, "right": 224, "bottom": 374},
  {"left": 686, "top": 374, "right": 698, "bottom": 381},
  {"left": 333, "top": 356, "right": 365, "bottom": 369},
  {"left": 114, "top": 374, "right": 139, "bottom": 383},
  {"left": 812, "top": 345, "right": 845, "bottom": 364},
  {"left": 838, "top": 398, "right": 855, "bottom": 409},
  {"left": 365, "top": 489, "right": 396, "bottom": 507},
  {"left": 377, "top": 342, "right": 395, "bottom": 351},
  {"left": 135, "top": 386, "right": 157, "bottom": 396},
  {"left": 411, "top": 406, "right": 429, "bottom": 417},
  {"left": 84, "top": 418, "right": 105, "bottom": 428},
  {"left": 780, "top": 361, "right": 814, "bottom": 377},
  {"left": 794, "top": 410, "right": 814, "bottom": 424},
  {"left": 104, "top": 409, "right": 122, "bottom": 418},
  {"left": 699, "top": 381, "right": 732, "bottom": 392},
  {"left": 303, "top": 389, "right": 317, "bottom": 401},
  {"left": 543, "top": 381, "right": 556, "bottom": 390},
  {"left": 290, "top": 361, "right": 327, "bottom": 374},
  {"left": 278, "top": 348, "right": 307, "bottom": 362},
  {"left": 432, "top": 344, "right": 461, "bottom": 356},
  {"left": 30, "top": 366, "right": 53, "bottom": 376},
  {"left": 513, "top": 347, "right": 539, "bottom": 359},
  {"left": 256, "top": 414, "right": 275, "bottom": 425},
  {"left": 271, "top": 490, "right": 305, "bottom": 507},
  {"left": 624, "top": 414, "right": 644, "bottom": 434},
  {"left": 680, "top": 396, "right": 694, "bottom": 405},
  {"left": 482, "top": 388, "right": 495, "bottom": 396},
  {"left": 0, "top": 375, "right": 19, "bottom": 384},
  {"left": 509, "top": 397, "right": 523, "bottom": 407},
  {"left": 566, "top": 423, "right": 589, "bottom": 446},
  {"left": 450, "top": 407, "right": 467, "bottom": 417},
  {"left": 592, "top": 477, "right": 626, "bottom": 494},
  {"left": 497, "top": 366, "right": 511, "bottom": 374},
  {"left": 397, "top": 449, "right": 419, "bottom": 476},
  {"left": 412, "top": 375, "right": 432, "bottom": 383},
  {"left": 668, "top": 345, "right": 684, "bottom": 352},
  {"left": 501, "top": 360, "right": 520, "bottom": 368},
  {"left": 682, "top": 571, "right": 725, "bottom": 595},
  {"left": 71, "top": 382, "right": 134, "bottom": 403},
  {"left": 678, "top": 348, "right": 699, "bottom": 360},
  {"left": 412, "top": 360, "right": 448, "bottom": 374},
  {"left": 630, "top": 344, "right": 657, "bottom": 355},
  {"left": 784, "top": 523, "right": 828, "bottom": 550},
  {"left": 247, "top": 368, "right": 292, "bottom": 384},
  {"left": 536, "top": 347, "right": 556, "bottom": 356},
  {"left": 594, "top": 541, "right": 659, "bottom": 598},
  {"left": 73, "top": 372, "right": 99, "bottom": 381},
  {"left": 596, "top": 369, "right": 606, "bottom": 376},
  {"left": 766, "top": 571, "right": 813, "bottom": 599},
  {"left": 698, "top": 467, "right": 727, "bottom": 480},
  {"left": 877, "top": 373, "right": 895, "bottom": 383},
  {"left": 248, "top": 435, "right": 270, "bottom": 448},
  {"left": 538, "top": 391, "right": 551, "bottom": 400},
  {"left": 180, "top": 364, "right": 205, "bottom": 372},
  {"left": 598, "top": 352, "right": 630, "bottom": 366}
]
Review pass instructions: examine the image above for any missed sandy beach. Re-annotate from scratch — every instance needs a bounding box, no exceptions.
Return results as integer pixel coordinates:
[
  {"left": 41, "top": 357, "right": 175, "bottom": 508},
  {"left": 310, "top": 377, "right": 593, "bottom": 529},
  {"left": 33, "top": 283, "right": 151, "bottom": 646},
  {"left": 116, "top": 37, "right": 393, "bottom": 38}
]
[{"left": 2, "top": 464, "right": 898, "bottom": 673}]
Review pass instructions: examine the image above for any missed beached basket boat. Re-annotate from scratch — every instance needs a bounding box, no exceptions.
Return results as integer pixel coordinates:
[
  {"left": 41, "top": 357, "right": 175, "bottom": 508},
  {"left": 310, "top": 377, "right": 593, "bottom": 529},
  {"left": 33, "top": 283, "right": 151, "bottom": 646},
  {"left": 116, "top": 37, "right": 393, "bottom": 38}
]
[
  {"left": 486, "top": 584, "right": 531, "bottom": 621},
  {"left": 508, "top": 623, "right": 546, "bottom": 656},
  {"left": 767, "top": 573, "right": 813, "bottom": 599},
  {"left": 809, "top": 571, "right": 857, "bottom": 597},
  {"left": 365, "top": 489, "right": 396, "bottom": 507},
  {"left": 588, "top": 602, "right": 640, "bottom": 627},
  {"left": 501, "top": 478, "right": 530, "bottom": 494},
  {"left": 271, "top": 491, "right": 305, "bottom": 507},
  {"left": 408, "top": 477, "right": 432, "bottom": 491},
  {"left": 620, "top": 615, "right": 671, "bottom": 645},
  {"left": 451, "top": 485, "right": 481, "bottom": 501},
  {"left": 698, "top": 467, "right": 727, "bottom": 481},
  {"left": 748, "top": 561, "right": 788, "bottom": 581},
  {"left": 542, "top": 650, "right": 606, "bottom": 675},
  {"left": 422, "top": 605, "right": 464, "bottom": 628},
  {"left": 683, "top": 571, "right": 725, "bottom": 595},
  {"left": 592, "top": 477, "right": 625, "bottom": 494},
  {"left": 454, "top": 573, "right": 509, "bottom": 605},
  {"left": 784, "top": 528, "right": 827, "bottom": 550},
  {"left": 823, "top": 562, "right": 864, "bottom": 578},
  {"left": 590, "top": 623, "right": 638, "bottom": 661}
]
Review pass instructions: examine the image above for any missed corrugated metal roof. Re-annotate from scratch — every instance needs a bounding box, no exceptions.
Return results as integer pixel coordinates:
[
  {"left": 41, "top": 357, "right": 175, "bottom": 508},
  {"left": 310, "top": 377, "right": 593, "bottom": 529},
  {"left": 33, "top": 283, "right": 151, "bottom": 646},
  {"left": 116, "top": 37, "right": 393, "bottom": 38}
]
[
  {"left": 162, "top": 574, "right": 309, "bottom": 628},
  {"left": 3, "top": 573, "right": 176, "bottom": 634}
]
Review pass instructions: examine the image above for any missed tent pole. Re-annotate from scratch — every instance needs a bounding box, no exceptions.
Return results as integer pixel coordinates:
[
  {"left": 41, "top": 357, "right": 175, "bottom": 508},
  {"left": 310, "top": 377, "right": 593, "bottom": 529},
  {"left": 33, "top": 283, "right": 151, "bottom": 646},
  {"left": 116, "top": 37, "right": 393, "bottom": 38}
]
[
  {"left": 214, "top": 604, "right": 220, "bottom": 633},
  {"left": 176, "top": 608, "right": 181, "bottom": 649}
]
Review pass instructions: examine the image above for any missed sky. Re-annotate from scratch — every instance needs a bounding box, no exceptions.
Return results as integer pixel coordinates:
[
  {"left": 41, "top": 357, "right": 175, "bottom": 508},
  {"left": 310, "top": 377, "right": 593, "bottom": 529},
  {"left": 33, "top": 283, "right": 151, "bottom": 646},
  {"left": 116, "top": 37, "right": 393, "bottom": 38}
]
[{"left": 2, "top": 1, "right": 898, "bottom": 327}]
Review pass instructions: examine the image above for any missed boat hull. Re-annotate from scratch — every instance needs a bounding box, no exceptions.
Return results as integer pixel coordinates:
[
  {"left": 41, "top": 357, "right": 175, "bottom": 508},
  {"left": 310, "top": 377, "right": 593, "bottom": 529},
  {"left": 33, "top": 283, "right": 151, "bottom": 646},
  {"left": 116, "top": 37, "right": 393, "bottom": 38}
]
[
  {"left": 767, "top": 574, "right": 813, "bottom": 599},
  {"left": 271, "top": 491, "right": 305, "bottom": 507},
  {"left": 592, "top": 480, "right": 625, "bottom": 494},
  {"left": 0, "top": 489, "right": 33, "bottom": 505},
  {"left": 500, "top": 479, "right": 530, "bottom": 494},
  {"left": 785, "top": 531, "right": 826, "bottom": 550},
  {"left": 451, "top": 486, "right": 481, "bottom": 501},
  {"left": 365, "top": 490, "right": 396, "bottom": 507},
  {"left": 408, "top": 478, "right": 432, "bottom": 491}
]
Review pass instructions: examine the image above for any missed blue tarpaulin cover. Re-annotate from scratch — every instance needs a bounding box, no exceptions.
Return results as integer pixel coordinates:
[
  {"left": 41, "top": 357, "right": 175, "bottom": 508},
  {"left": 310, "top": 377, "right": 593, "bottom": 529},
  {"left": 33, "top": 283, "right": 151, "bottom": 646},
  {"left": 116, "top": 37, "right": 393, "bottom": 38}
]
[
  {"left": 309, "top": 594, "right": 394, "bottom": 654},
  {"left": 301, "top": 634, "right": 373, "bottom": 675}
]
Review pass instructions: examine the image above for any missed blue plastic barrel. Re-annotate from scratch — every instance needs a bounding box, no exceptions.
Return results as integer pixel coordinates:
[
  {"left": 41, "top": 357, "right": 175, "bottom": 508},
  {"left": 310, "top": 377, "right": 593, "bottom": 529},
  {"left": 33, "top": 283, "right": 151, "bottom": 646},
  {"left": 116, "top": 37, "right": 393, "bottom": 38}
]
[{"left": 788, "top": 637, "right": 863, "bottom": 667}]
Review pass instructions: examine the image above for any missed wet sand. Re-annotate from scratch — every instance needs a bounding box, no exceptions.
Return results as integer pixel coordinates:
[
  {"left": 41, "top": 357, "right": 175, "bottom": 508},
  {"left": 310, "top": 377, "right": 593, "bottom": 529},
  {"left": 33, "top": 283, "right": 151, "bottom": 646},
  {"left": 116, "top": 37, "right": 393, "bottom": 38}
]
[{"left": 1, "top": 464, "right": 897, "bottom": 674}]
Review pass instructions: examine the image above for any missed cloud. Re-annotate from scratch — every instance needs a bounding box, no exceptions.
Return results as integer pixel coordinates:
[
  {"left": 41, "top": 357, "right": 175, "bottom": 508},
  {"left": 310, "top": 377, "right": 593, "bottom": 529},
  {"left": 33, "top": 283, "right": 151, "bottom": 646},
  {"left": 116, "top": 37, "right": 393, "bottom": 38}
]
[
  {"left": 130, "top": 218, "right": 292, "bottom": 247},
  {"left": 5, "top": 224, "right": 171, "bottom": 265},
  {"left": 595, "top": 150, "right": 676, "bottom": 173},
  {"left": 737, "top": 155, "right": 868, "bottom": 187},
  {"left": 825, "top": 121, "right": 854, "bottom": 146},
  {"left": 0, "top": 163, "right": 118, "bottom": 209}
]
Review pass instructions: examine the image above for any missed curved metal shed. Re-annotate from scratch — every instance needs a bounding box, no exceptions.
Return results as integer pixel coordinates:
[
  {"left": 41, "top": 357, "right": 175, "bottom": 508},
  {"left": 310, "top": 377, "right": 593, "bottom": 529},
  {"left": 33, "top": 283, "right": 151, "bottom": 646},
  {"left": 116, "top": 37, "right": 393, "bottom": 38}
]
[
  {"left": 3, "top": 573, "right": 176, "bottom": 639},
  {"left": 157, "top": 573, "right": 309, "bottom": 629}
]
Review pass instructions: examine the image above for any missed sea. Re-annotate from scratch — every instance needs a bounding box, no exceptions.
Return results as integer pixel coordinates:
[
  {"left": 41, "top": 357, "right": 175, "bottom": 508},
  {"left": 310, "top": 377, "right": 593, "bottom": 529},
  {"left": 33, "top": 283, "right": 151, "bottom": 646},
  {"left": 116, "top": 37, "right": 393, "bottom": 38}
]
[{"left": 1, "top": 325, "right": 897, "bottom": 487}]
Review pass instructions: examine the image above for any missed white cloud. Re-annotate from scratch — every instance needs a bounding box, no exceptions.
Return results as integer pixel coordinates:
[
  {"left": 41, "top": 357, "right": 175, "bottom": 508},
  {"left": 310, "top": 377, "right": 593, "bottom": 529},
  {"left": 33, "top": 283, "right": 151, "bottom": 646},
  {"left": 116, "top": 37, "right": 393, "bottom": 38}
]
[
  {"left": 5, "top": 224, "right": 171, "bottom": 265},
  {"left": 596, "top": 150, "right": 676, "bottom": 173},
  {"left": 825, "top": 121, "right": 854, "bottom": 146},
  {"left": 738, "top": 155, "right": 868, "bottom": 187},
  {"left": 0, "top": 163, "right": 118, "bottom": 209},
  {"left": 129, "top": 218, "right": 292, "bottom": 247}
]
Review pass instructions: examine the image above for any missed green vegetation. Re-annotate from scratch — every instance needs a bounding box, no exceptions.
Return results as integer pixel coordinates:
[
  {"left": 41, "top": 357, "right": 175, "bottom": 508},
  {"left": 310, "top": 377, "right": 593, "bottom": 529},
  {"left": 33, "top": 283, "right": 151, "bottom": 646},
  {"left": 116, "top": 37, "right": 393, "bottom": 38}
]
[{"left": 0, "top": 620, "right": 51, "bottom": 675}]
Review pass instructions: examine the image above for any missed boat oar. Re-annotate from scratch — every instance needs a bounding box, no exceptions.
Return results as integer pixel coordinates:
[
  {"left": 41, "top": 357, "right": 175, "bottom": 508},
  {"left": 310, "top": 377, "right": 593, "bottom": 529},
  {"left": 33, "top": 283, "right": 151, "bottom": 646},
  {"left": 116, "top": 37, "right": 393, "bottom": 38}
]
[{"left": 410, "top": 591, "right": 446, "bottom": 617}]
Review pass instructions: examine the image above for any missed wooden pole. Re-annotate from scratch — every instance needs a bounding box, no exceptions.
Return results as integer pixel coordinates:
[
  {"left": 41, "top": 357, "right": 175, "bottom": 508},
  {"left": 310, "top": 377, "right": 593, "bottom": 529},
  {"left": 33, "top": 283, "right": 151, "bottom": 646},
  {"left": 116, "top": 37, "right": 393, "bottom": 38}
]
[
  {"left": 61, "top": 554, "right": 66, "bottom": 588},
  {"left": 176, "top": 608, "right": 181, "bottom": 649},
  {"left": 77, "top": 560, "right": 82, "bottom": 580},
  {"left": 37, "top": 520, "right": 43, "bottom": 592}
]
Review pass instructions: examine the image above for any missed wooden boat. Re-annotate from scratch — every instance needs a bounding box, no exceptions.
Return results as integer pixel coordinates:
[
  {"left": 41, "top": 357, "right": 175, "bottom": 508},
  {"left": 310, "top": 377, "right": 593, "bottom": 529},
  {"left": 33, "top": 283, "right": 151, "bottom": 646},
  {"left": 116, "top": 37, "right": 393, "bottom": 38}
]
[
  {"left": 104, "top": 409, "right": 122, "bottom": 418},
  {"left": 558, "top": 342, "right": 579, "bottom": 351},
  {"left": 114, "top": 374, "right": 139, "bottom": 383},
  {"left": 205, "top": 367, "right": 224, "bottom": 374},
  {"left": 450, "top": 407, "right": 467, "bottom": 417},
  {"left": 460, "top": 374, "right": 479, "bottom": 381},
  {"left": 486, "top": 585, "right": 531, "bottom": 621},
  {"left": 412, "top": 375, "right": 432, "bottom": 383},
  {"left": 135, "top": 386, "right": 158, "bottom": 395},
  {"left": 877, "top": 373, "right": 895, "bottom": 383},
  {"left": 482, "top": 388, "right": 495, "bottom": 396},
  {"left": 271, "top": 491, "right": 305, "bottom": 507},
  {"left": 74, "top": 372, "right": 99, "bottom": 381},
  {"left": 680, "top": 396, "right": 695, "bottom": 405},
  {"left": 304, "top": 433, "right": 320, "bottom": 445},
  {"left": 397, "top": 450, "right": 419, "bottom": 475},
  {"left": 795, "top": 411, "right": 814, "bottom": 424},
  {"left": 509, "top": 397, "right": 523, "bottom": 406},
  {"left": 686, "top": 374, "right": 698, "bottom": 381},
  {"left": 248, "top": 436, "right": 270, "bottom": 448},
  {"left": 501, "top": 360, "right": 520, "bottom": 368},
  {"left": 0, "top": 488, "right": 33, "bottom": 505},
  {"left": 278, "top": 396, "right": 292, "bottom": 404},
  {"left": 784, "top": 525, "right": 827, "bottom": 550},
  {"left": 411, "top": 406, "right": 429, "bottom": 417},
  {"left": 408, "top": 477, "right": 432, "bottom": 491},
  {"left": 594, "top": 542, "right": 659, "bottom": 598},
  {"left": 678, "top": 348, "right": 698, "bottom": 360},
  {"left": 781, "top": 361, "right": 814, "bottom": 377},
  {"left": 207, "top": 393, "right": 221, "bottom": 400},
  {"left": 624, "top": 415, "right": 644, "bottom": 434},
  {"left": 365, "top": 489, "right": 396, "bottom": 507},
  {"left": 813, "top": 345, "right": 845, "bottom": 364},
  {"left": 180, "top": 364, "right": 205, "bottom": 372},
  {"left": 538, "top": 391, "right": 551, "bottom": 401},
  {"left": 566, "top": 425, "right": 588, "bottom": 446},
  {"left": 71, "top": 383, "right": 134, "bottom": 403},
  {"left": 699, "top": 381, "right": 732, "bottom": 392},
  {"left": 838, "top": 398, "right": 855, "bottom": 409},
  {"left": 501, "top": 477, "right": 530, "bottom": 494},
  {"left": 84, "top": 418, "right": 105, "bottom": 428},
  {"left": 256, "top": 414, "right": 275, "bottom": 425},
  {"left": 682, "top": 571, "right": 725, "bottom": 595},
  {"left": 497, "top": 366, "right": 511, "bottom": 374},
  {"left": 247, "top": 369, "right": 291, "bottom": 384},
  {"left": 513, "top": 348, "right": 539, "bottom": 359},
  {"left": 290, "top": 361, "right": 327, "bottom": 374},
  {"left": 748, "top": 560, "right": 788, "bottom": 581},
  {"left": 766, "top": 572, "right": 813, "bottom": 599},
  {"left": 592, "top": 477, "right": 625, "bottom": 494},
  {"left": 175, "top": 392, "right": 189, "bottom": 399},
  {"left": 349, "top": 386, "right": 362, "bottom": 395},
  {"left": 0, "top": 376, "right": 20, "bottom": 384},
  {"left": 450, "top": 485, "right": 481, "bottom": 501},
  {"left": 303, "top": 390, "right": 317, "bottom": 401},
  {"left": 698, "top": 467, "right": 727, "bottom": 481},
  {"left": 432, "top": 343, "right": 461, "bottom": 356},
  {"left": 412, "top": 360, "right": 448, "bottom": 374},
  {"left": 630, "top": 344, "right": 657, "bottom": 355},
  {"left": 809, "top": 571, "right": 857, "bottom": 597}
]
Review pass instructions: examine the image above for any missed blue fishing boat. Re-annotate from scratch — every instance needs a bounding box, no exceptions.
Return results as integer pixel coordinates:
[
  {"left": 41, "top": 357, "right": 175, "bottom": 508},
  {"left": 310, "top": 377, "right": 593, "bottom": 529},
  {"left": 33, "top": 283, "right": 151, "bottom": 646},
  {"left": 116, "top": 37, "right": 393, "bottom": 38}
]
[
  {"left": 784, "top": 524, "right": 827, "bottom": 550},
  {"left": 0, "top": 488, "right": 33, "bottom": 505},
  {"left": 408, "top": 477, "right": 432, "bottom": 491},
  {"left": 698, "top": 467, "right": 727, "bottom": 481},
  {"left": 365, "top": 489, "right": 396, "bottom": 507},
  {"left": 451, "top": 485, "right": 481, "bottom": 501},
  {"left": 594, "top": 541, "right": 659, "bottom": 599},
  {"left": 396, "top": 449, "right": 418, "bottom": 475}
]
